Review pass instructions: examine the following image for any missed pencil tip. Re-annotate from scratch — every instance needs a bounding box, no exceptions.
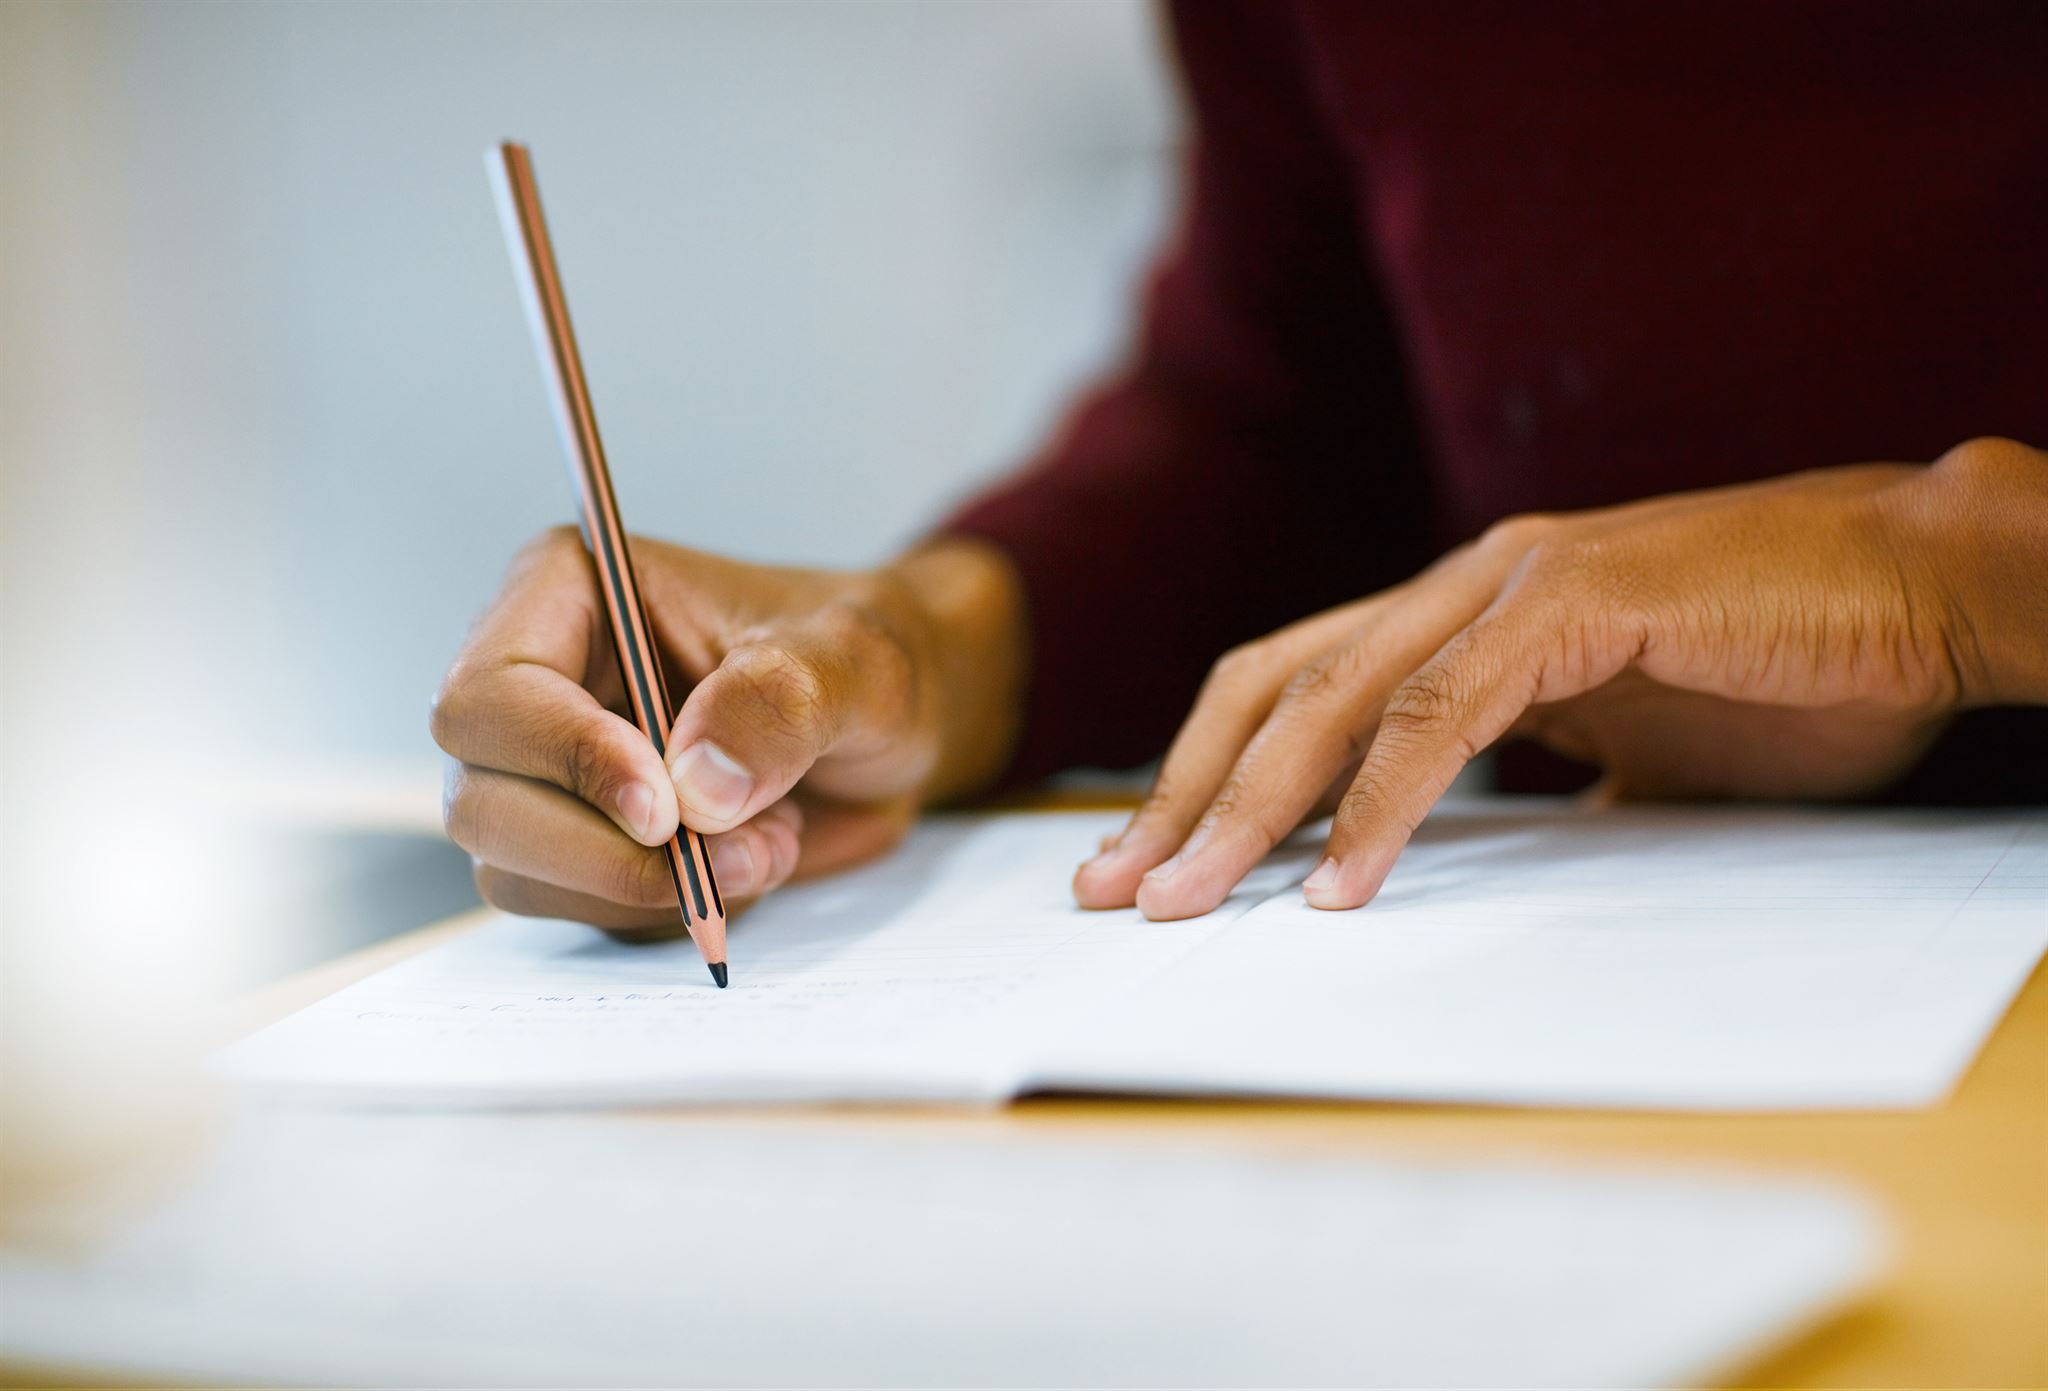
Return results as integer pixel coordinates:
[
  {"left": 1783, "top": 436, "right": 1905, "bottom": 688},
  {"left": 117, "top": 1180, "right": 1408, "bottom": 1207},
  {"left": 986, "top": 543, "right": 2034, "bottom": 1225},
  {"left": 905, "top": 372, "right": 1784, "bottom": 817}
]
[{"left": 708, "top": 962, "right": 729, "bottom": 989}]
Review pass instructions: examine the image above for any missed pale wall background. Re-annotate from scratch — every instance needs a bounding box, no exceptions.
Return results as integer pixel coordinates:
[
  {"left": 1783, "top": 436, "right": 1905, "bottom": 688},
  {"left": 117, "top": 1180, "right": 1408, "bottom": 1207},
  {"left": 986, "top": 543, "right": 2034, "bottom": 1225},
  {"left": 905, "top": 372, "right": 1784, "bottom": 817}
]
[{"left": 0, "top": 0, "right": 1178, "bottom": 777}]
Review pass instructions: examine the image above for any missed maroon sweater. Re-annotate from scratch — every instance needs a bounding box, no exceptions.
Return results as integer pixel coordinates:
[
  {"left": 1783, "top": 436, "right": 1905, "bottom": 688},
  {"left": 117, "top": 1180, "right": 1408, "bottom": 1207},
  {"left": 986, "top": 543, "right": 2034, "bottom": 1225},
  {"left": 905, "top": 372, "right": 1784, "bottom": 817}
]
[{"left": 946, "top": 0, "right": 2048, "bottom": 799}]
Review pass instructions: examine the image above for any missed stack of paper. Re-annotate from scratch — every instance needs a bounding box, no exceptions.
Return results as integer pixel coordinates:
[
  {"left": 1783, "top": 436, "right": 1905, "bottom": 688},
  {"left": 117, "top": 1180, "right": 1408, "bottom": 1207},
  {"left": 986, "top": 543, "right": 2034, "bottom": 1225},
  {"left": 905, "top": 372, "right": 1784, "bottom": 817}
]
[{"left": 0, "top": 1110, "right": 1881, "bottom": 1386}]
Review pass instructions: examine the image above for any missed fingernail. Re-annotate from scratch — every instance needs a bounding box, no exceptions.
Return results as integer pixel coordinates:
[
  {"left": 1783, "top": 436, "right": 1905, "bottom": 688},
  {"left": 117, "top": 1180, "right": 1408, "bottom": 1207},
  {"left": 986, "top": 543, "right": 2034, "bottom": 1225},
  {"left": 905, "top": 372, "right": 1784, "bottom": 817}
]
[
  {"left": 671, "top": 741, "right": 752, "bottom": 823},
  {"left": 1302, "top": 857, "right": 1339, "bottom": 895},
  {"left": 711, "top": 837, "right": 757, "bottom": 893},
  {"left": 617, "top": 781, "right": 659, "bottom": 841},
  {"left": 1143, "top": 853, "right": 1185, "bottom": 885}
]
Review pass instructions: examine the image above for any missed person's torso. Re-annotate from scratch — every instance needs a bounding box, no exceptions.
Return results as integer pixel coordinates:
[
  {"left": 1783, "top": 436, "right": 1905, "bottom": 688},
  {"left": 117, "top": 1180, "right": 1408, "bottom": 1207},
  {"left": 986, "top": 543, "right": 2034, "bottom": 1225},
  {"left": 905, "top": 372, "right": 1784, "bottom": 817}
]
[{"left": 1287, "top": 0, "right": 2047, "bottom": 539}]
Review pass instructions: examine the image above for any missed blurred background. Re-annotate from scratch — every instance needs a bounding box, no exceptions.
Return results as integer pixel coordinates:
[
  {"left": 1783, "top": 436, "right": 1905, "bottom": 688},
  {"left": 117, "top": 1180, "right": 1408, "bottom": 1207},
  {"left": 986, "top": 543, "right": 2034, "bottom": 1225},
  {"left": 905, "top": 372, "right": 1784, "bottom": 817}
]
[
  {"left": 1, "top": 0, "right": 1175, "bottom": 1168},
  {"left": 1, "top": 0, "right": 1175, "bottom": 769},
  {"left": 1, "top": 0, "right": 1175, "bottom": 965}
]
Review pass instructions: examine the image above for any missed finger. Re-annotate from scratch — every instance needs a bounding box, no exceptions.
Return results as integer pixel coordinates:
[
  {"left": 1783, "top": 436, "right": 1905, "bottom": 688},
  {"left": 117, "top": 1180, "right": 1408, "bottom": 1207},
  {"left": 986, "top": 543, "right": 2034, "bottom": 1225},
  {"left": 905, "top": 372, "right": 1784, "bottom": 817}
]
[
  {"left": 1308, "top": 598, "right": 1632, "bottom": 909},
  {"left": 666, "top": 606, "right": 926, "bottom": 835},
  {"left": 1071, "top": 651, "right": 1279, "bottom": 909},
  {"left": 437, "top": 663, "right": 679, "bottom": 846},
  {"left": 446, "top": 763, "right": 795, "bottom": 909},
  {"left": 472, "top": 864, "right": 686, "bottom": 936},
  {"left": 707, "top": 797, "right": 806, "bottom": 901},
  {"left": 475, "top": 801, "right": 806, "bottom": 940},
  {"left": 1125, "top": 524, "right": 1562, "bottom": 919},
  {"left": 1072, "top": 610, "right": 1359, "bottom": 910},
  {"left": 1310, "top": 757, "right": 1363, "bottom": 820},
  {"left": 433, "top": 529, "right": 677, "bottom": 845},
  {"left": 792, "top": 795, "right": 918, "bottom": 880},
  {"left": 1078, "top": 519, "right": 1571, "bottom": 912},
  {"left": 1133, "top": 645, "right": 1384, "bottom": 920},
  {"left": 446, "top": 763, "right": 684, "bottom": 908},
  {"left": 461, "top": 526, "right": 609, "bottom": 677}
]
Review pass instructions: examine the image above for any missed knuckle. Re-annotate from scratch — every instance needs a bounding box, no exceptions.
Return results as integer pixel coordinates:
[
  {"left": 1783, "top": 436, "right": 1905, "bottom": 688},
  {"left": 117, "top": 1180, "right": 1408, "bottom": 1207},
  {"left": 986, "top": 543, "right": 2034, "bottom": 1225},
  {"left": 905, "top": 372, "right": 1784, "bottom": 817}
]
[
  {"left": 427, "top": 678, "right": 469, "bottom": 753},
  {"left": 1201, "top": 785, "right": 1246, "bottom": 827},
  {"left": 502, "top": 525, "right": 601, "bottom": 602},
  {"left": 602, "top": 847, "right": 676, "bottom": 910},
  {"left": 473, "top": 863, "right": 533, "bottom": 916},
  {"left": 822, "top": 596, "right": 917, "bottom": 714},
  {"left": 811, "top": 600, "right": 874, "bottom": 656},
  {"left": 500, "top": 525, "right": 591, "bottom": 592},
  {"left": 520, "top": 523, "right": 585, "bottom": 565},
  {"left": 1477, "top": 512, "right": 1561, "bottom": 559},
  {"left": 1195, "top": 780, "right": 1284, "bottom": 847},
  {"left": 1281, "top": 661, "right": 1340, "bottom": 705},
  {"left": 559, "top": 723, "right": 620, "bottom": 803},
  {"left": 1516, "top": 531, "right": 1612, "bottom": 596},
  {"left": 832, "top": 572, "right": 905, "bottom": 623},
  {"left": 1278, "top": 649, "right": 1360, "bottom": 707},
  {"left": 727, "top": 643, "right": 831, "bottom": 742},
  {"left": 1334, "top": 779, "right": 1376, "bottom": 824},
  {"left": 1131, "top": 776, "right": 1181, "bottom": 827},
  {"left": 1335, "top": 775, "right": 1403, "bottom": 833},
  {"left": 1129, "top": 768, "right": 1207, "bottom": 841},
  {"left": 1380, "top": 669, "right": 1463, "bottom": 736},
  {"left": 1514, "top": 537, "right": 1657, "bottom": 641},
  {"left": 1936, "top": 435, "right": 2031, "bottom": 485},
  {"left": 1205, "top": 642, "right": 1269, "bottom": 695},
  {"left": 442, "top": 765, "right": 483, "bottom": 850}
]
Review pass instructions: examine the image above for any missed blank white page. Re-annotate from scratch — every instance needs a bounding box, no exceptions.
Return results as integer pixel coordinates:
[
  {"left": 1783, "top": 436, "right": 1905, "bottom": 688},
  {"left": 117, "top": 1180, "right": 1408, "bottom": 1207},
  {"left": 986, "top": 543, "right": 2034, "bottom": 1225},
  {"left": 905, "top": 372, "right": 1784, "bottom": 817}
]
[
  {"left": 0, "top": 1109, "right": 1883, "bottom": 1387},
  {"left": 219, "top": 801, "right": 2046, "bottom": 1110},
  {"left": 1042, "top": 803, "right": 2048, "bottom": 1108}
]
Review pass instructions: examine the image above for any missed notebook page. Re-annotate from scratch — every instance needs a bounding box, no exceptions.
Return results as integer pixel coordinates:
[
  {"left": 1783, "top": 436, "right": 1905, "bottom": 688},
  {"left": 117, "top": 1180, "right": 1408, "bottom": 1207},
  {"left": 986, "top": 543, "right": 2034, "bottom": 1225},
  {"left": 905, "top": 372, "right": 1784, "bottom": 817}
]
[
  {"left": 218, "top": 812, "right": 1204, "bottom": 1106},
  {"left": 221, "top": 802, "right": 2045, "bottom": 1110},
  {"left": 1036, "top": 803, "right": 2048, "bottom": 1109}
]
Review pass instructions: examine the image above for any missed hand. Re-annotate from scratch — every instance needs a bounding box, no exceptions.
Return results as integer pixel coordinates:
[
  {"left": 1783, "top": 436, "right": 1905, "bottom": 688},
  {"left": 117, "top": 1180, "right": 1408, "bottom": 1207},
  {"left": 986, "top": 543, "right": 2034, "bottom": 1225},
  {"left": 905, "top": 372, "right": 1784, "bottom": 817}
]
[
  {"left": 433, "top": 529, "right": 1024, "bottom": 933},
  {"left": 1075, "top": 437, "right": 2048, "bottom": 920}
]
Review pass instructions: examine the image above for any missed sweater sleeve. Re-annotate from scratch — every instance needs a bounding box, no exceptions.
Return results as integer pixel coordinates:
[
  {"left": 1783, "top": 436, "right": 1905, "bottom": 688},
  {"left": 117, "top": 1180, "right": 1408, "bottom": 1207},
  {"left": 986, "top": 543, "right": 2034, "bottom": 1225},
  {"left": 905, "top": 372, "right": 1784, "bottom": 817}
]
[{"left": 940, "top": 0, "right": 1433, "bottom": 786}]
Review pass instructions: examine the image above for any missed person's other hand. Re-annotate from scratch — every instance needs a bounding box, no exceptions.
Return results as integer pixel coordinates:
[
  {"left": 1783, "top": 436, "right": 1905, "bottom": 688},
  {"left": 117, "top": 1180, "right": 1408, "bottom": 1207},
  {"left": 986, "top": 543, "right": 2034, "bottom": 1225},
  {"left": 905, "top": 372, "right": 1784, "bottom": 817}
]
[
  {"left": 433, "top": 529, "right": 1023, "bottom": 933},
  {"left": 1075, "top": 438, "right": 2048, "bottom": 919}
]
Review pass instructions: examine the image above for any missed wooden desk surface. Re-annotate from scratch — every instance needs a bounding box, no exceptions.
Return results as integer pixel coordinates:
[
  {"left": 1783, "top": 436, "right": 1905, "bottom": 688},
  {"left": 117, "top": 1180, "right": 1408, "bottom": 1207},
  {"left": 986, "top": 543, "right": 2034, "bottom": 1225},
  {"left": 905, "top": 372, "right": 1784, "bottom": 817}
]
[{"left": 235, "top": 799, "right": 2048, "bottom": 1390}]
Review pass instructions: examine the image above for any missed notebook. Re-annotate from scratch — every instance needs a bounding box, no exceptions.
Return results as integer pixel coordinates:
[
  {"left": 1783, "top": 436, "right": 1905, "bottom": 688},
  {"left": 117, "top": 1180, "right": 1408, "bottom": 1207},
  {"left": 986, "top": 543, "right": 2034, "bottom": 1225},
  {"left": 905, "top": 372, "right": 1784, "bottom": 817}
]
[{"left": 216, "top": 800, "right": 2048, "bottom": 1110}]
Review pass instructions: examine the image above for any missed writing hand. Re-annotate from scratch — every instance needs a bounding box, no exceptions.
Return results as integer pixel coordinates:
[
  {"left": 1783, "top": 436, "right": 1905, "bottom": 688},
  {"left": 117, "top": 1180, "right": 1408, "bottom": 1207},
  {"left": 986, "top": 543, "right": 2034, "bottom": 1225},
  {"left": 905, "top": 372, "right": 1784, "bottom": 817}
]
[{"left": 433, "top": 528, "right": 1023, "bottom": 934}]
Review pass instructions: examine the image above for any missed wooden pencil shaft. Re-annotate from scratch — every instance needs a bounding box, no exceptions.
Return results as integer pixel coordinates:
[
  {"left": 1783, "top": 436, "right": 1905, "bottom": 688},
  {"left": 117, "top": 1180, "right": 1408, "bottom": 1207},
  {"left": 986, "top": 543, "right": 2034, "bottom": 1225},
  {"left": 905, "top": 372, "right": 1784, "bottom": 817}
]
[{"left": 486, "top": 141, "right": 727, "bottom": 970}]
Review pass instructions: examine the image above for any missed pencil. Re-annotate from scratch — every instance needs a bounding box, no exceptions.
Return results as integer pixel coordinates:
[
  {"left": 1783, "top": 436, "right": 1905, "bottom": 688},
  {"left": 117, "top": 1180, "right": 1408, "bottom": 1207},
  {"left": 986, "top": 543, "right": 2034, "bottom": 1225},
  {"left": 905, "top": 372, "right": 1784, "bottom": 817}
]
[{"left": 486, "top": 140, "right": 729, "bottom": 987}]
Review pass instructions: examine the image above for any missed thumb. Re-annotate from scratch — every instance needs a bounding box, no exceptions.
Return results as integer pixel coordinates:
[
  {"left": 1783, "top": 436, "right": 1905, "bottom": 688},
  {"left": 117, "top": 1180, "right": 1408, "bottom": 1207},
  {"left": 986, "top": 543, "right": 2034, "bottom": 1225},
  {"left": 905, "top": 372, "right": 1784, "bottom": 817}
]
[{"left": 664, "top": 612, "right": 925, "bottom": 834}]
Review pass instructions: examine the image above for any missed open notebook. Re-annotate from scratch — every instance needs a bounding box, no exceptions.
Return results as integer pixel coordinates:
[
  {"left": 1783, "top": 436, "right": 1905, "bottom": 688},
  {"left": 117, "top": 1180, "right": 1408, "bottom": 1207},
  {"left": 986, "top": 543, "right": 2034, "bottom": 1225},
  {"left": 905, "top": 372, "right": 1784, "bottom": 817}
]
[{"left": 218, "top": 801, "right": 2047, "bottom": 1110}]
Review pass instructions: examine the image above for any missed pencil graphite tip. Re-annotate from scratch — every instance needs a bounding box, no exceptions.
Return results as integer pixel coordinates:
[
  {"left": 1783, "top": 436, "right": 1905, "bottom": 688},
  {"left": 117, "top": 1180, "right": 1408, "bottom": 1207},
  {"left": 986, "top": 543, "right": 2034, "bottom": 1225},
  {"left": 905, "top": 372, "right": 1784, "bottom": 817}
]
[{"left": 708, "top": 961, "right": 729, "bottom": 990}]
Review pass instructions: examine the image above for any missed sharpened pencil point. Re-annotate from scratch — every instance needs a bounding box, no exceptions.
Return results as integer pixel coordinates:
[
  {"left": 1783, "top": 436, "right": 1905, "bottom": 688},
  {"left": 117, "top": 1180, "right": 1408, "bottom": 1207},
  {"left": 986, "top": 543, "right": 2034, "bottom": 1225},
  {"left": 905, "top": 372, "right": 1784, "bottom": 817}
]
[{"left": 708, "top": 962, "right": 729, "bottom": 989}]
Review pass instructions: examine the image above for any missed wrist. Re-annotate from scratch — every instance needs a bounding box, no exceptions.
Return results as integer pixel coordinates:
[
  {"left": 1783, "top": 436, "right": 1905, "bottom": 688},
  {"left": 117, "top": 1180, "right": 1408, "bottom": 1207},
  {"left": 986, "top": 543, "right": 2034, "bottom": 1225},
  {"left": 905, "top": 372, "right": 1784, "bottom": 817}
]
[
  {"left": 1887, "top": 437, "right": 2048, "bottom": 707},
  {"left": 881, "top": 536, "right": 1028, "bottom": 804}
]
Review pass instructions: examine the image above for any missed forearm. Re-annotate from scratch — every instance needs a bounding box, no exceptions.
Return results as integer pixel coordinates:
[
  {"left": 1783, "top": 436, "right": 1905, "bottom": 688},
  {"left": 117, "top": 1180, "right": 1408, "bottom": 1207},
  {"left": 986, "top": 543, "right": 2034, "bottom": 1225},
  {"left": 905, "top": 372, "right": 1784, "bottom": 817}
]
[{"left": 1892, "top": 436, "right": 2048, "bottom": 706}]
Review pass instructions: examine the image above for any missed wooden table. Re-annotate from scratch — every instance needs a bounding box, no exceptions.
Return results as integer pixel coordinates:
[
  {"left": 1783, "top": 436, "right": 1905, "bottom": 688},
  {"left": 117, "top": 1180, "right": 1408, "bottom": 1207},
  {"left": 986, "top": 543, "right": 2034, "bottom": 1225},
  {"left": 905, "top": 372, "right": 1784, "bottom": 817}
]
[{"left": 232, "top": 797, "right": 2048, "bottom": 1390}]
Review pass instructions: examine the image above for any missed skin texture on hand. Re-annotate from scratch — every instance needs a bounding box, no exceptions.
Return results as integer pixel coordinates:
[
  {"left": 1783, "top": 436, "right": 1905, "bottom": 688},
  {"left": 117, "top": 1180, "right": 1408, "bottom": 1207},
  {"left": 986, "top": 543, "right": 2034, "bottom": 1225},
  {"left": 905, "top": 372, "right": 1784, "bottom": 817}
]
[
  {"left": 1075, "top": 437, "right": 2048, "bottom": 921},
  {"left": 432, "top": 530, "right": 1025, "bottom": 935}
]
